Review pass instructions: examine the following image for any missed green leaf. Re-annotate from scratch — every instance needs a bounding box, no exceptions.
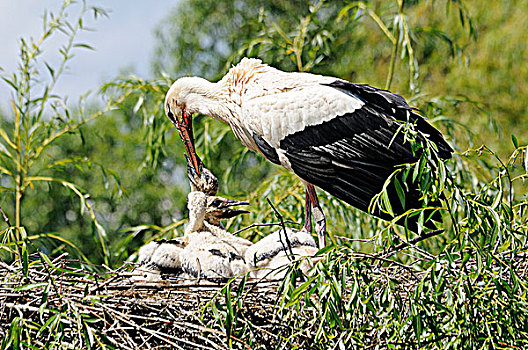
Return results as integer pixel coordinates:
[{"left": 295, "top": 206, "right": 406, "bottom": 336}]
[
  {"left": 286, "top": 275, "right": 317, "bottom": 307},
  {"left": 14, "top": 282, "right": 48, "bottom": 291},
  {"left": 512, "top": 134, "right": 519, "bottom": 148},
  {"left": 394, "top": 178, "right": 406, "bottom": 208},
  {"left": 382, "top": 190, "right": 394, "bottom": 216},
  {"left": 44, "top": 61, "right": 55, "bottom": 79},
  {"left": 1, "top": 76, "right": 19, "bottom": 92},
  {"left": 38, "top": 313, "right": 58, "bottom": 336},
  {"left": 22, "top": 242, "right": 28, "bottom": 277},
  {"left": 0, "top": 128, "right": 16, "bottom": 149}
]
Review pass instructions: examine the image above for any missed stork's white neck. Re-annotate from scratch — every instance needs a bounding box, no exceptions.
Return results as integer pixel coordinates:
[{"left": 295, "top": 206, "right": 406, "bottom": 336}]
[
  {"left": 165, "top": 58, "right": 281, "bottom": 150},
  {"left": 183, "top": 78, "right": 259, "bottom": 150}
]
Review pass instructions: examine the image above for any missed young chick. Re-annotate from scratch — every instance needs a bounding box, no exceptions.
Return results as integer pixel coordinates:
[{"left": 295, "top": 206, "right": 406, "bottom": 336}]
[
  {"left": 245, "top": 228, "right": 318, "bottom": 280},
  {"left": 180, "top": 191, "right": 250, "bottom": 281}
]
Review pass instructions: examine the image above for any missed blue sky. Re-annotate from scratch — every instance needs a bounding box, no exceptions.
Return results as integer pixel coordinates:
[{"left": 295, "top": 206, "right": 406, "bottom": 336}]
[{"left": 0, "top": 1, "right": 179, "bottom": 107}]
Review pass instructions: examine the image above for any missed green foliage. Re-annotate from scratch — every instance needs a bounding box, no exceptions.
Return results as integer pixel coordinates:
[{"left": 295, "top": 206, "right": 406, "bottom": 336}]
[
  {"left": 152, "top": 0, "right": 325, "bottom": 79},
  {"left": 0, "top": 1, "right": 125, "bottom": 266},
  {"left": 1, "top": 0, "right": 528, "bottom": 348}
]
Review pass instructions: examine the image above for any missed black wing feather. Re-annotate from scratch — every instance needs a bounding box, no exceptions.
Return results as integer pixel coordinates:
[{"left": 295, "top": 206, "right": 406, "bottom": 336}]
[
  {"left": 253, "top": 133, "right": 281, "bottom": 165},
  {"left": 275, "top": 82, "right": 453, "bottom": 231},
  {"left": 325, "top": 80, "right": 453, "bottom": 158}
]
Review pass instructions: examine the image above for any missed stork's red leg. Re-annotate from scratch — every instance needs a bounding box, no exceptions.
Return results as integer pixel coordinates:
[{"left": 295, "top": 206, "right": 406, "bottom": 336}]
[
  {"left": 302, "top": 187, "right": 313, "bottom": 233},
  {"left": 306, "top": 183, "right": 327, "bottom": 249}
]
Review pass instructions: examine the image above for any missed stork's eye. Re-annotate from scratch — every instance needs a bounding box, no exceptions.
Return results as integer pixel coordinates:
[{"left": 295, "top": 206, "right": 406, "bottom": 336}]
[
  {"left": 211, "top": 199, "right": 222, "bottom": 206},
  {"left": 166, "top": 104, "right": 175, "bottom": 122}
]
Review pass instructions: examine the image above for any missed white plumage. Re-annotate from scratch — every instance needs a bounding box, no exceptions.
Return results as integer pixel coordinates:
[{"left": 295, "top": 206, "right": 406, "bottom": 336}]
[
  {"left": 137, "top": 192, "right": 320, "bottom": 282},
  {"left": 179, "top": 191, "right": 251, "bottom": 281},
  {"left": 244, "top": 81, "right": 364, "bottom": 149},
  {"left": 136, "top": 190, "right": 252, "bottom": 282}
]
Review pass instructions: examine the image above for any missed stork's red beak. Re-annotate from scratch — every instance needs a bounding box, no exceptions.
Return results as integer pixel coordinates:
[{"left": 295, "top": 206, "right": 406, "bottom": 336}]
[{"left": 174, "top": 107, "right": 201, "bottom": 176}]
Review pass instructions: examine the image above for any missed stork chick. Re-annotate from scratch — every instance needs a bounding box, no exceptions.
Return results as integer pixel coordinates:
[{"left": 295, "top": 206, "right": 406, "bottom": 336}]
[
  {"left": 180, "top": 191, "right": 250, "bottom": 281},
  {"left": 245, "top": 228, "right": 318, "bottom": 280},
  {"left": 135, "top": 238, "right": 186, "bottom": 280},
  {"left": 136, "top": 192, "right": 250, "bottom": 281},
  {"left": 136, "top": 153, "right": 251, "bottom": 281},
  {"left": 165, "top": 58, "right": 453, "bottom": 248},
  {"left": 137, "top": 238, "right": 186, "bottom": 268},
  {"left": 185, "top": 153, "right": 253, "bottom": 254}
]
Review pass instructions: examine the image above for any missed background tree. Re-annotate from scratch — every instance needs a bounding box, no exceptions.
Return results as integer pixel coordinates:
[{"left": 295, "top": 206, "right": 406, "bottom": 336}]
[{"left": 3, "top": 0, "right": 527, "bottom": 263}]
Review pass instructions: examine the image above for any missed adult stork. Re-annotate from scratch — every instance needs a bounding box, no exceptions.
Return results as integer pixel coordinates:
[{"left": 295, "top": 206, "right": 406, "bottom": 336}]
[{"left": 165, "top": 58, "right": 453, "bottom": 248}]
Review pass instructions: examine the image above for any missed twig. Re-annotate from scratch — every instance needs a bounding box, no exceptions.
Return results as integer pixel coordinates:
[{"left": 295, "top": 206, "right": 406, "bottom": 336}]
[
  {"left": 0, "top": 205, "right": 11, "bottom": 226},
  {"left": 378, "top": 229, "right": 445, "bottom": 258},
  {"left": 266, "top": 198, "right": 294, "bottom": 260},
  {"left": 335, "top": 235, "right": 376, "bottom": 243},
  {"left": 1, "top": 203, "right": 24, "bottom": 268},
  {"left": 99, "top": 304, "right": 186, "bottom": 349},
  {"left": 90, "top": 263, "right": 131, "bottom": 292},
  {"left": 353, "top": 252, "right": 417, "bottom": 273},
  {"left": 0, "top": 261, "right": 18, "bottom": 273},
  {"left": 233, "top": 220, "right": 301, "bottom": 235},
  {"left": 4, "top": 302, "right": 41, "bottom": 314}
]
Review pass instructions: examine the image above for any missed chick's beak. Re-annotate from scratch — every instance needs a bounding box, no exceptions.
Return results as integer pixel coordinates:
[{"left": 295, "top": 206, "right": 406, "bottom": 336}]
[
  {"left": 217, "top": 207, "right": 250, "bottom": 219},
  {"left": 212, "top": 198, "right": 250, "bottom": 219},
  {"left": 185, "top": 153, "right": 204, "bottom": 178},
  {"left": 219, "top": 199, "right": 250, "bottom": 209}
]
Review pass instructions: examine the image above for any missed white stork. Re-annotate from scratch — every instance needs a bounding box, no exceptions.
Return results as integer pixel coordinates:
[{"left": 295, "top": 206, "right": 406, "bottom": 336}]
[{"left": 165, "top": 58, "right": 453, "bottom": 248}]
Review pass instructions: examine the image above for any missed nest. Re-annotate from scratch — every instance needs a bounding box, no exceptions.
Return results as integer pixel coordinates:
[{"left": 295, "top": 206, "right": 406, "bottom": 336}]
[
  {"left": 0, "top": 254, "right": 291, "bottom": 350},
  {"left": 2, "top": 247, "right": 528, "bottom": 349}
]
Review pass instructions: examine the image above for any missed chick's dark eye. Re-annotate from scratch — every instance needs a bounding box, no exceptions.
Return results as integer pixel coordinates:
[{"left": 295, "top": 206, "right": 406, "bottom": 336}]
[{"left": 211, "top": 199, "right": 221, "bottom": 206}]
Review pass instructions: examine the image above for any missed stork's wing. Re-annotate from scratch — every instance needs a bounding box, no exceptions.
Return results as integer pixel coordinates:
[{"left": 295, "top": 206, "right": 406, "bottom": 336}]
[
  {"left": 246, "top": 80, "right": 452, "bottom": 230},
  {"left": 325, "top": 81, "right": 453, "bottom": 158}
]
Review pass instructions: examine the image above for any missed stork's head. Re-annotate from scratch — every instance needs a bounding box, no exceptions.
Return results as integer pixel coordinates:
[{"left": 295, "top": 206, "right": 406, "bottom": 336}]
[
  {"left": 165, "top": 77, "right": 222, "bottom": 176},
  {"left": 165, "top": 77, "right": 211, "bottom": 123},
  {"left": 205, "top": 195, "right": 249, "bottom": 225}
]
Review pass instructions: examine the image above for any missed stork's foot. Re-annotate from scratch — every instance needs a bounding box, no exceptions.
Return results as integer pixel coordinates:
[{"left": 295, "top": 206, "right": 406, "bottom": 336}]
[{"left": 313, "top": 206, "right": 327, "bottom": 249}]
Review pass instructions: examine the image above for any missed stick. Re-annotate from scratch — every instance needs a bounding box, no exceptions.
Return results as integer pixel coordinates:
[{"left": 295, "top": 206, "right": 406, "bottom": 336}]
[
  {"left": 266, "top": 198, "right": 294, "bottom": 260},
  {"left": 233, "top": 220, "right": 300, "bottom": 235},
  {"left": 379, "top": 229, "right": 445, "bottom": 258},
  {"left": 0, "top": 205, "right": 11, "bottom": 226}
]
